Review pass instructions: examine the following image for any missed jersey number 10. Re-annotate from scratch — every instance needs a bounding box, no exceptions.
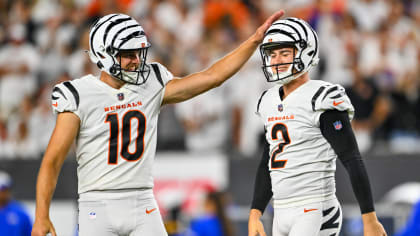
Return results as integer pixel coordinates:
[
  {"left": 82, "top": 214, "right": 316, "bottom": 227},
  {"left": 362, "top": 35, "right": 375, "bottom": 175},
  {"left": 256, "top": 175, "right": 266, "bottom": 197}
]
[{"left": 105, "top": 110, "right": 146, "bottom": 164}]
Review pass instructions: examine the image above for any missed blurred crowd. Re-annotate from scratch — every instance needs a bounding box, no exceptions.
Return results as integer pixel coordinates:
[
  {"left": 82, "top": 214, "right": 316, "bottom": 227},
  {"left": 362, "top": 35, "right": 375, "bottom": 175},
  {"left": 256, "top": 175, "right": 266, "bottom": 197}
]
[{"left": 0, "top": 0, "right": 419, "bottom": 159}]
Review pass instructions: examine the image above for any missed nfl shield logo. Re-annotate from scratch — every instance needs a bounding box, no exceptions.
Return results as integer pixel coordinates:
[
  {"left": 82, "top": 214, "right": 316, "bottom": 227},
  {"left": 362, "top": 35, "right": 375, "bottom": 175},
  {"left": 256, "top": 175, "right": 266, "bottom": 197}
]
[
  {"left": 333, "top": 121, "right": 342, "bottom": 130},
  {"left": 89, "top": 212, "right": 96, "bottom": 219},
  {"left": 117, "top": 93, "right": 124, "bottom": 101},
  {"left": 278, "top": 104, "right": 283, "bottom": 112}
]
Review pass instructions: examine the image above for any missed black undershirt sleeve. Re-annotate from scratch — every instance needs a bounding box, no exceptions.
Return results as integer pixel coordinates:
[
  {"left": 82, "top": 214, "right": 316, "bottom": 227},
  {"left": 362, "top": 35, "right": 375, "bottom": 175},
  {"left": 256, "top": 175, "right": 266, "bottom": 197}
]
[
  {"left": 251, "top": 140, "right": 273, "bottom": 213},
  {"left": 320, "top": 110, "right": 375, "bottom": 214}
]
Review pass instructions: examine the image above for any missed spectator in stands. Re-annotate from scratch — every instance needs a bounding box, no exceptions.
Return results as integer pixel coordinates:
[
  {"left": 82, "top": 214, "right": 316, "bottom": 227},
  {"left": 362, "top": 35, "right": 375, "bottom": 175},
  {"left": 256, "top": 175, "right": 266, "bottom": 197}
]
[
  {"left": 85, "top": 0, "right": 133, "bottom": 17},
  {"left": 185, "top": 191, "right": 235, "bottom": 236},
  {"left": 318, "top": 12, "right": 360, "bottom": 86},
  {"left": 348, "top": 0, "right": 389, "bottom": 33},
  {"left": 0, "top": 119, "right": 14, "bottom": 158},
  {"left": 386, "top": 45, "right": 420, "bottom": 153},
  {"left": 174, "top": 37, "right": 233, "bottom": 153},
  {"left": 67, "top": 27, "right": 99, "bottom": 79},
  {"left": 175, "top": 86, "right": 231, "bottom": 153},
  {"left": 203, "top": 0, "right": 250, "bottom": 33},
  {"left": 0, "top": 170, "right": 32, "bottom": 236},
  {"left": 0, "top": 23, "right": 39, "bottom": 120},
  {"left": 346, "top": 62, "right": 390, "bottom": 153},
  {"left": 27, "top": 85, "right": 57, "bottom": 157}
]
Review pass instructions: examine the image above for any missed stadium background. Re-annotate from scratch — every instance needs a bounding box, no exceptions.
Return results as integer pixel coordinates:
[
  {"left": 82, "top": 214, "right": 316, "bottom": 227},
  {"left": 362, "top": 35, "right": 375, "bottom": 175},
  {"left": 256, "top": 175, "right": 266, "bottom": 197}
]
[{"left": 0, "top": 0, "right": 419, "bottom": 235}]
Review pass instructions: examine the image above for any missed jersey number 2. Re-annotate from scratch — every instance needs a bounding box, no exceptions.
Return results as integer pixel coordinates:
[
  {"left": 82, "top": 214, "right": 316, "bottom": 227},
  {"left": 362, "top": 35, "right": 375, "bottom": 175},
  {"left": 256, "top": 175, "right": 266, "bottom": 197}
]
[
  {"left": 270, "top": 123, "right": 290, "bottom": 169},
  {"left": 105, "top": 110, "right": 146, "bottom": 164}
]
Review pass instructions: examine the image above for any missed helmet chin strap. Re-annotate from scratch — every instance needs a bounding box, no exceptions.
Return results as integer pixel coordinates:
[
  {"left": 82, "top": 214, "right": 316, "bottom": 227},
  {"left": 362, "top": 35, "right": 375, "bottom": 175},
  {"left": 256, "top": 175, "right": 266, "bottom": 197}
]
[
  {"left": 273, "top": 63, "right": 293, "bottom": 85},
  {"left": 119, "top": 63, "right": 150, "bottom": 84},
  {"left": 121, "top": 70, "right": 139, "bottom": 84},
  {"left": 276, "top": 69, "right": 307, "bottom": 85},
  {"left": 275, "top": 76, "right": 295, "bottom": 85}
]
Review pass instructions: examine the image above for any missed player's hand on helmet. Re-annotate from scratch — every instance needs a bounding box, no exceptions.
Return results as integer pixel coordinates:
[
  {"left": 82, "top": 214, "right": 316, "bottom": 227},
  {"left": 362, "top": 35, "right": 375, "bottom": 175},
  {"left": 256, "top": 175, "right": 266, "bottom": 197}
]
[
  {"left": 248, "top": 209, "right": 267, "bottom": 236},
  {"left": 253, "top": 10, "right": 285, "bottom": 44},
  {"left": 32, "top": 218, "right": 57, "bottom": 236}
]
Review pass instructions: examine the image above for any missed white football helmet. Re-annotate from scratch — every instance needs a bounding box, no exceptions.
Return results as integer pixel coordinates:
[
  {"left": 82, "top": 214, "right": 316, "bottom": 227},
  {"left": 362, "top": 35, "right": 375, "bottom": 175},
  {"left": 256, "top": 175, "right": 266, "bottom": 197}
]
[
  {"left": 260, "top": 17, "right": 319, "bottom": 85},
  {"left": 88, "top": 13, "right": 151, "bottom": 85}
]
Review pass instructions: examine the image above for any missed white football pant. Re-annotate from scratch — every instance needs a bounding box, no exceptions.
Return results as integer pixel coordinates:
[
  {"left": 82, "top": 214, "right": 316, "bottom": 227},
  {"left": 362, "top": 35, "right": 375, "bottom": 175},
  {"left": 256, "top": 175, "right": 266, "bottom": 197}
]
[
  {"left": 272, "top": 197, "right": 342, "bottom": 236},
  {"left": 78, "top": 189, "right": 167, "bottom": 236}
]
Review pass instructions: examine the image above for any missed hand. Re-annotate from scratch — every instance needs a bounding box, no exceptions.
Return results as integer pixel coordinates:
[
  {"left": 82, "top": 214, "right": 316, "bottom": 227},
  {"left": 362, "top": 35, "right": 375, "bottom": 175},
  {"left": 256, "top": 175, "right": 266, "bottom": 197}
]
[
  {"left": 248, "top": 209, "right": 267, "bottom": 236},
  {"left": 253, "top": 10, "right": 285, "bottom": 44},
  {"left": 32, "top": 218, "right": 57, "bottom": 236},
  {"left": 364, "top": 220, "right": 387, "bottom": 236},
  {"left": 362, "top": 212, "right": 387, "bottom": 236}
]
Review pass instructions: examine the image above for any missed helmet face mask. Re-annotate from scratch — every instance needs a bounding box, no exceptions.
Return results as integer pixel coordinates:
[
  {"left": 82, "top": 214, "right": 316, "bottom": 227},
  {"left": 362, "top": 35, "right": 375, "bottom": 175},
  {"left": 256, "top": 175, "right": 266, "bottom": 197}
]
[
  {"left": 88, "top": 14, "right": 151, "bottom": 85},
  {"left": 112, "top": 48, "right": 151, "bottom": 85},
  {"left": 260, "top": 43, "right": 303, "bottom": 84},
  {"left": 260, "top": 17, "right": 319, "bottom": 85}
]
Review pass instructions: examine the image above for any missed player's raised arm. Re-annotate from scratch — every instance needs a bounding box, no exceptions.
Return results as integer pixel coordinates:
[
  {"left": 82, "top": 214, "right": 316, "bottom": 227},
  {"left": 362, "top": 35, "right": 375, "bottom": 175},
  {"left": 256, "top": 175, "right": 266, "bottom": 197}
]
[
  {"left": 161, "top": 10, "right": 284, "bottom": 105},
  {"left": 32, "top": 112, "right": 80, "bottom": 236}
]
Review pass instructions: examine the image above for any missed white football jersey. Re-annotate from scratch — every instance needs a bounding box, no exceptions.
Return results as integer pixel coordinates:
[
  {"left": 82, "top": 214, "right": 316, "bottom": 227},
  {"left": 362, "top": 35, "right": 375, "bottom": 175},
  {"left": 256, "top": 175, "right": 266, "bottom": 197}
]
[
  {"left": 256, "top": 80, "right": 354, "bottom": 205},
  {"left": 51, "top": 63, "right": 173, "bottom": 194}
]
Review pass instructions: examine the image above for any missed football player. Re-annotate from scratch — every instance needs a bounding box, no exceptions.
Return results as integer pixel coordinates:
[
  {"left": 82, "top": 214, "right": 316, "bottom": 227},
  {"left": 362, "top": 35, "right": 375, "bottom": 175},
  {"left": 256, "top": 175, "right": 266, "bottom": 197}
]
[
  {"left": 248, "top": 18, "right": 387, "bottom": 236},
  {"left": 31, "top": 11, "right": 285, "bottom": 236}
]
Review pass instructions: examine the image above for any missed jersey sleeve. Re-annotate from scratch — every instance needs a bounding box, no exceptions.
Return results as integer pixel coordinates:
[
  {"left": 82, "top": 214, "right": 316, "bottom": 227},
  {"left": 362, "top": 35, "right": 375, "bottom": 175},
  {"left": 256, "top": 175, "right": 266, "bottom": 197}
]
[
  {"left": 312, "top": 84, "right": 354, "bottom": 126},
  {"left": 153, "top": 62, "right": 174, "bottom": 85},
  {"left": 151, "top": 62, "right": 174, "bottom": 105},
  {"left": 51, "top": 81, "right": 80, "bottom": 117},
  {"left": 255, "top": 90, "right": 268, "bottom": 117}
]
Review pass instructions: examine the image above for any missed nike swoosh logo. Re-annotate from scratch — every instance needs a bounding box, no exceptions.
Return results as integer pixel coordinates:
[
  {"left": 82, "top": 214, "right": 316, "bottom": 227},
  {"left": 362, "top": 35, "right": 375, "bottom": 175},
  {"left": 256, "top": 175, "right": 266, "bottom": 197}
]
[
  {"left": 52, "top": 102, "right": 58, "bottom": 107},
  {"left": 304, "top": 208, "right": 318, "bottom": 213},
  {"left": 333, "top": 100, "right": 344, "bottom": 106},
  {"left": 146, "top": 208, "right": 157, "bottom": 214}
]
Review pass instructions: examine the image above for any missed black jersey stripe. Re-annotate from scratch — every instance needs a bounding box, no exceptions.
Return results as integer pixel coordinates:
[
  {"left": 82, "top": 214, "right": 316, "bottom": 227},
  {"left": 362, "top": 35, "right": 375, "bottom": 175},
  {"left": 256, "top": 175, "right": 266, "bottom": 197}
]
[
  {"left": 278, "top": 86, "right": 285, "bottom": 100},
  {"left": 90, "top": 14, "right": 119, "bottom": 57},
  {"left": 151, "top": 63, "right": 164, "bottom": 87},
  {"left": 257, "top": 90, "right": 268, "bottom": 113},
  {"left": 63, "top": 82, "right": 80, "bottom": 109},
  {"left": 110, "top": 24, "right": 141, "bottom": 49},
  {"left": 52, "top": 87, "right": 67, "bottom": 100},
  {"left": 321, "top": 86, "right": 339, "bottom": 101},
  {"left": 102, "top": 17, "right": 132, "bottom": 45},
  {"left": 311, "top": 86, "right": 326, "bottom": 111},
  {"left": 321, "top": 207, "right": 341, "bottom": 230}
]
